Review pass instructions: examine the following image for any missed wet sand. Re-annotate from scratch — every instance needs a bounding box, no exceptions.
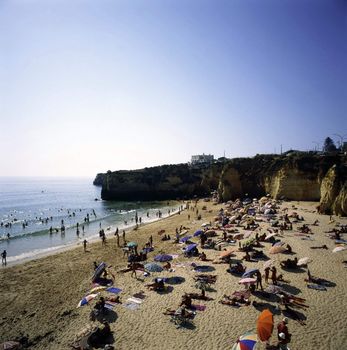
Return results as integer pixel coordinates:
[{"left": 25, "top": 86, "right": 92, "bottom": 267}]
[{"left": 0, "top": 200, "right": 346, "bottom": 350}]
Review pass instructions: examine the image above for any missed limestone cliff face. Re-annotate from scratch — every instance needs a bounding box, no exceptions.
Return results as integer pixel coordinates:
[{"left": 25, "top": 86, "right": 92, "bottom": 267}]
[
  {"left": 101, "top": 164, "right": 211, "bottom": 201},
  {"left": 264, "top": 168, "right": 320, "bottom": 201},
  {"left": 319, "top": 165, "right": 347, "bottom": 216},
  {"left": 96, "top": 154, "right": 347, "bottom": 216}
]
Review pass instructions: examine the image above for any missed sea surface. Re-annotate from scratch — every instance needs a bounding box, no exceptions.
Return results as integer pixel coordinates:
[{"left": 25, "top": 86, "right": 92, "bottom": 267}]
[{"left": 0, "top": 177, "right": 180, "bottom": 265}]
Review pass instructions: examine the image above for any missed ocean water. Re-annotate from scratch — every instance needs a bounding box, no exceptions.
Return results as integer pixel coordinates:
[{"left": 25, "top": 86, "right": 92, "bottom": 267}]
[{"left": 0, "top": 177, "right": 180, "bottom": 264}]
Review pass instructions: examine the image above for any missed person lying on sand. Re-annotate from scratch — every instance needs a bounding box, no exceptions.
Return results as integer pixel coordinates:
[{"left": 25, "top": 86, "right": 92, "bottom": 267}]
[
  {"left": 219, "top": 294, "right": 250, "bottom": 307},
  {"left": 278, "top": 293, "right": 308, "bottom": 310},
  {"left": 163, "top": 306, "right": 195, "bottom": 319},
  {"left": 185, "top": 292, "right": 214, "bottom": 301},
  {"left": 310, "top": 245, "right": 328, "bottom": 250},
  {"left": 280, "top": 257, "right": 298, "bottom": 269},
  {"left": 145, "top": 278, "right": 165, "bottom": 291}
]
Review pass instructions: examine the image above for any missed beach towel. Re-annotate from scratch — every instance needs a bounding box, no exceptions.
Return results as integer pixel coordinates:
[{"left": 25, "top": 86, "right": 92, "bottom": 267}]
[
  {"left": 307, "top": 284, "right": 327, "bottom": 291},
  {"left": 191, "top": 304, "right": 206, "bottom": 311},
  {"left": 123, "top": 302, "right": 140, "bottom": 311},
  {"left": 106, "top": 287, "right": 122, "bottom": 294},
  {"left": 127, "top": 297, "right": 143, "bottom": 304},
  {"left": 104, "top": 301, "right": 117, "bottom": 310}
]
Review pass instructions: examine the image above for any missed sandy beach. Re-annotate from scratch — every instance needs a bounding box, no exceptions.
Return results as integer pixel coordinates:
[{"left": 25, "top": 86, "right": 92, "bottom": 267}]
[{"left": 0, "top": 199, "right": 346, "bottom": 350}]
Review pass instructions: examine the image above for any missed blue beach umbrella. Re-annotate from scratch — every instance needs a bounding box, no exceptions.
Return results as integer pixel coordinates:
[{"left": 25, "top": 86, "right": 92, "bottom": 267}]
[
  {"left": 185, "top": 243, "right": 197, "bottom": 252},
  {"left": 92, "top": 262, "right": 106, "bottom": 282},
  {"left": 127, "top": 241, "right": 138, "bottom": 248},
  {"left": 154, "top": 254, "right": 173, "bottom": 262},
  {"left": 180, "top": 235, "right": 192, "bottom": 243},
  {"left": 144, "top": 262, "right": 163, "bottom": 272},
  {"left": 194, "top": 230, "right": 203, "bottom": 237}
]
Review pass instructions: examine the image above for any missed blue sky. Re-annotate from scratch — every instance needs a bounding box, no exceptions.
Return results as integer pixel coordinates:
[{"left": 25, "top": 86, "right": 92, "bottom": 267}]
[{"left": 0, "top": 0, "right": 346, "bottom": 176}]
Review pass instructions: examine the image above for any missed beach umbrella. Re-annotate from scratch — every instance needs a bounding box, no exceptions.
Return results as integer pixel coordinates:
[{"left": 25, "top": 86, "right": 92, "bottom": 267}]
[
  {"left": 77, "top": 293, "right": 99, "bottom": 307},
  {"left": 332, "top": 246, "right": 347, "bottom": 253},
  {"left": 273, "top": 241, "right": 284, "bottom": 247},
  {"left": 257, "top": 309, "right": 274, "bottom": 342},
  {"left": 265, "top": 285, "right": 283, "bottom": 294},
  {"left": 242, "top": 268, "right": 259, "bottom": 278},
  {"left": 201, "top": 222, "right": 210, "bottom": 227},
  {"left": 180, "top": 235, "right": 192, "bottom": 243},
  {"left": 92, "top": 262, "right": 106, "bottom": 282},
  {"left": 238, "top": 277, "right": 256, "bottom": 285},
  {"left": 231, "top": 330, "right": 257, "bottom": 350},
  {"left": 184, "top": 243, "right": 197, "bottom": 252},
  {"left": 297, "top": 257, "right": 311, "bottom": 266},
  {"left": 265, "top": 232, "right": 277, "bottom": 240},
  {"left": 263, "top": 260, "right": 274, "bottom": 269},
  {"left": 194, "top": 230, "right": 203, "bottom": 237},
  {"left": 0, "top": 341, "right": 21, "bottom": 350},
  {"left": 220, "top": 249, "right": 234, "bottom": 259},
  {"left": 269, "top": 246, "right": 286, "bottom": 254},
  {"left": 154, "top": 254, "right": 173, "bottom": 262},
  {"left": 127, "top": 241, "right": 138, "bottom": 248},
  {"left": 144, "top": 262, "right": 163, "bottom": 272}
]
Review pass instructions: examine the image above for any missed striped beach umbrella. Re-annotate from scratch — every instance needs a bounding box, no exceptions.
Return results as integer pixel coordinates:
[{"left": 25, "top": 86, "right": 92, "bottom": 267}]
[{"left": 231, "top": 330, "right": 257, "bottom": 350}]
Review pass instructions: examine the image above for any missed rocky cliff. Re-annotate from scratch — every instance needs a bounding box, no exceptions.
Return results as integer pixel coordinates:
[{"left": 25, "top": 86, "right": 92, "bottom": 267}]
[
  {"left": 100, "top": 164, "right": 216, "bottom": 201},
  {"left": 95, "top": 153, "right": 347, "bottom": 216}
]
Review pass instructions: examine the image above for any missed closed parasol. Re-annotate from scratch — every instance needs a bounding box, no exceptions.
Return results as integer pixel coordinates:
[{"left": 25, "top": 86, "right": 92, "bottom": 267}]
[
  {"left": 257, "top": 309, "right": 274, "bottom": 341},
  {"left": 231, "top": 330, "right": 257, "bottom": 350}
]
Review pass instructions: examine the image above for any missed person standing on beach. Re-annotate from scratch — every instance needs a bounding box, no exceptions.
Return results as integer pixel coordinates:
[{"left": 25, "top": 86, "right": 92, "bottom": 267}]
[
  {"left": 1, "top": 250, "right": 7, "bottom": 266},
  {"left": 83, "top": 239, "right": 87, "bottom": 252},
  {"left": 271, "top": 266, "right": 277, "bottom": 285},
  {"left": 122, "top": 230, "right": 126, "bottom": 245},
  {"left": 256, "top": 270, "right": 263, "bottom": 290},
  {"left": 149, "top": 235, "right": 153, "bottom": 247},
  {"left": 264, "top": 267, "right": 270, "bottom": 284}
]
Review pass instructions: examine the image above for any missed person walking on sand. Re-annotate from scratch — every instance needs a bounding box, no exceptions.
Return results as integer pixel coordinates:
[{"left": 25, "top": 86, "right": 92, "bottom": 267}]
[
  {"left": 264, "top": 267, "right": 270, "bottom": 284},
  {"left": 122, "top": 230, "right": 126, "bottom": 245},
  {"left": 271, "top": 266, "right": 277, "bottom": 285},
  {"left": 83, "top": 239, "right": 87, "bottom": 252},
  {"left": 1, "top": 250, "right": 7, "bottom": 266},
  {"left": 131, "top": 262, "right": 137, "bottom": 278},
  {"left": 256, "top": 270, "right": 263, "bottom": 290}
]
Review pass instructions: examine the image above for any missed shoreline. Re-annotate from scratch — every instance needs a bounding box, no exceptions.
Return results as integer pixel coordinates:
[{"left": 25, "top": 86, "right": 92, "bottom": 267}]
[{"left": 4, "top": 203, "right": 184, "bottom": 268}]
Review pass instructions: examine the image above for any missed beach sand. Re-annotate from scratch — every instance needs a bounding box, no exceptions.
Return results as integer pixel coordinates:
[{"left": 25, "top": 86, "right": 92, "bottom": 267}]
[{"left": 0, "top": 200, "right": 346, "bottom": 350}]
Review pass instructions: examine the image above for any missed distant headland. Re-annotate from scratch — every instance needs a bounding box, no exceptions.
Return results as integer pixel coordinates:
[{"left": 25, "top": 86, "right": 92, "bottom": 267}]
[{"left": 94, "top": 151, "right": 347, "bottom": 216}]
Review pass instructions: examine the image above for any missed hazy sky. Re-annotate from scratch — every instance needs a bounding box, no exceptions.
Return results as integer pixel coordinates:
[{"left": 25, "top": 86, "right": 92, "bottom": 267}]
[{"left": 1, "top": 0, "right": 346, "bottom": 176}]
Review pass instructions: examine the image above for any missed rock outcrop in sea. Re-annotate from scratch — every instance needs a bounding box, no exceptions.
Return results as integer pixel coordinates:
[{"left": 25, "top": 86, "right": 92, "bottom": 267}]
[{"left": 95, "top": 153, "right": 347, "bottom": 216}]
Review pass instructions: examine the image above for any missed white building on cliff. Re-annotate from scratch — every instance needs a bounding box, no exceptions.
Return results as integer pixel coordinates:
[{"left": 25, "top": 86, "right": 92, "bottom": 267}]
[{"left": 190, "top": 154, "right": 214, "bottom": 165}]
